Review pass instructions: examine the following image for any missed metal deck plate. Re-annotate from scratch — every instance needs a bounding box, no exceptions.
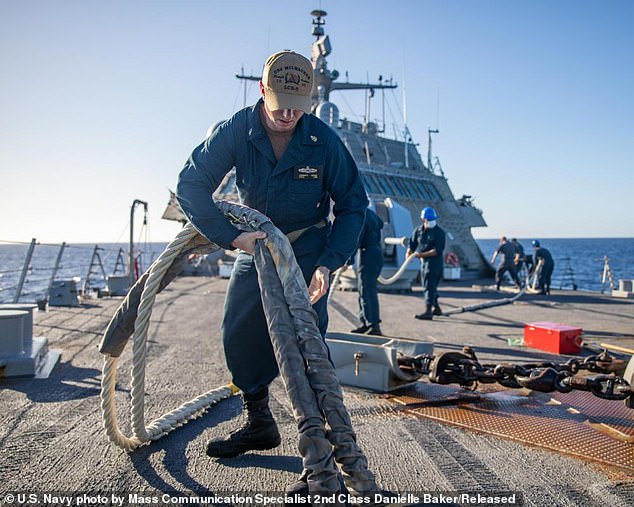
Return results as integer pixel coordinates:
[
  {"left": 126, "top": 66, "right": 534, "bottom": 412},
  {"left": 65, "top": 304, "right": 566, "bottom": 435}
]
[
  {"left": 551, "top": 390, "right": 634, "bottom": 442},
  {"left": 389, "top": 382, "right": 634, "bottom": 473}
]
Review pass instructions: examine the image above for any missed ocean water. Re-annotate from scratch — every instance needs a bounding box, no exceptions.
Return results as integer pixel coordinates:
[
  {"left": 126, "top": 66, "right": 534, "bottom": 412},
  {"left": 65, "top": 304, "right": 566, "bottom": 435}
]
[
  {"left": 477, "top": 237, "right": 634, "bottom": 293},
  {"left": 0, "top": 242, "right": 167, "bottom": 304},
  {"left": 0, "top": 238, "right": 632, "bottom": 303}
]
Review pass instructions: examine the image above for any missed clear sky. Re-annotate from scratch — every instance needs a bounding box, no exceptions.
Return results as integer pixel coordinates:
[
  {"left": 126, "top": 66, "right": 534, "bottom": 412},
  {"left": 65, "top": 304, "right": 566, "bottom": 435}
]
[{"left": 1, "top": 0, "right": 633, "bottom": 243}]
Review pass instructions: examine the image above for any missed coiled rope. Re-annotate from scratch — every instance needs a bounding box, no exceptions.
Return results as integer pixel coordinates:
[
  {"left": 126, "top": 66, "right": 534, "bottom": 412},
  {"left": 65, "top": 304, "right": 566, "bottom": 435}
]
[
  {"left": 99, "top": 201, "right": 377, "bottom": 495},
  {"left": 100, "top": 222, "right": 238, "bottom": 451}
]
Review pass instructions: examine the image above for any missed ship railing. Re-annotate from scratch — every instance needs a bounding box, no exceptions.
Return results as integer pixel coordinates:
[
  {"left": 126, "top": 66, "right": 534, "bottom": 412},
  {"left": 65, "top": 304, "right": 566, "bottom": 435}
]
[
  {"left": 598, "top": 255, "right": 616, "bottom": 294},
  {"left": 556, "top": 257, "right": 578, "bottom": 291},
  {"left": 0, "top": 238, "right": 157, "bottom": 304},
  {"left": 522, "top": 255, "right": 622, "bottom": 294}
]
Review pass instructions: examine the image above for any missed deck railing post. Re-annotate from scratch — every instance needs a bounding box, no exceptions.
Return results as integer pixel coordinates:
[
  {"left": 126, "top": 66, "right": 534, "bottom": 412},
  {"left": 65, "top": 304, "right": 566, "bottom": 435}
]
[
  {"left": 48, "top": 242, "right": 67, "bottom": 296},
  {"left": 13, "top": 238, "right": 37, "bottom": 303}
]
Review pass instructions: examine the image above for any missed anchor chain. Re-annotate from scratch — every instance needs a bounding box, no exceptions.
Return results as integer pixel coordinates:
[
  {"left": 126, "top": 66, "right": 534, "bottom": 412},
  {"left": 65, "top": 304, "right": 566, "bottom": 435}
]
[{"left": 397, "top": 347, "right": 633, "bottom": 405}]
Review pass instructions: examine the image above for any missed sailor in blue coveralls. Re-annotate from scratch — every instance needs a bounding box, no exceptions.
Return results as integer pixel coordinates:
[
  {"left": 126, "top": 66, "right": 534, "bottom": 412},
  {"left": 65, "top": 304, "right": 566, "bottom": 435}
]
[
  {"left": 176, "top": 51, "right": 366, "bottom": 470},
  {"left": 349, "top": 207, "right": 384, "bottom": 336},
  {"left": 407, "top": 207, "right": 446, "bottom": 320},
  {"left": 491, "top": 236, "right": 522, "bottom": 290},
  {"left": 532, "top": 240, "right": 555, "bottom": 294}
]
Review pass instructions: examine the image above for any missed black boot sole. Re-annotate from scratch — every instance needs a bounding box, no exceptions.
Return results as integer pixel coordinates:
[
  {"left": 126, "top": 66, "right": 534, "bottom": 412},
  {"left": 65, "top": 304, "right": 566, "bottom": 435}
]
[{"left": 206, "top": 434, "right": 281, "bottom": 458}]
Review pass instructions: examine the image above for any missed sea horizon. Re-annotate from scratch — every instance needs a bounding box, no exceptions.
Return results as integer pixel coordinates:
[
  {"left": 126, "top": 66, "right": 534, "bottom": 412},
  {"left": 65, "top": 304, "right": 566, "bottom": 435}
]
[{"left": 1, "top": 237, "right": 632, "bottom": 303}]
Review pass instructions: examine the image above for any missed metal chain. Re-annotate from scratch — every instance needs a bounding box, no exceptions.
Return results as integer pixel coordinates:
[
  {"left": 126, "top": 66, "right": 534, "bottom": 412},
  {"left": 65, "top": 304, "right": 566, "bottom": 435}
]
[{"left": 397, "top": 347, "right": 633, "bottom": 404}]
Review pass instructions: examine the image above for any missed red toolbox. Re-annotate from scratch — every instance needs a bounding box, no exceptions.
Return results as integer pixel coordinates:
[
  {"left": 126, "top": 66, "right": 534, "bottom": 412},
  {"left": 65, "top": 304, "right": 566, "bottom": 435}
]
[{"left": 524, "top": 321, "right": 583, "bottom": 354}]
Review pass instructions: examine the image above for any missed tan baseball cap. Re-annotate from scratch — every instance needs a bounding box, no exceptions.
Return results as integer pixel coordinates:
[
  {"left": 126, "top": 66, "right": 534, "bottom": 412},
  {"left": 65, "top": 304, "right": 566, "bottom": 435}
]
[{"left": 262, "top": 50, "right": 313, "bottom": 113}]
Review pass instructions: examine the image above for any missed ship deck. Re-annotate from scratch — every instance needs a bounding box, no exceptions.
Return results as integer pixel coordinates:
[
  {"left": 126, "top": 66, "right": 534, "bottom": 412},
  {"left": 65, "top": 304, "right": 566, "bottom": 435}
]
[{"left": 1, "top": 276, "right": 633, "bottom": 506}]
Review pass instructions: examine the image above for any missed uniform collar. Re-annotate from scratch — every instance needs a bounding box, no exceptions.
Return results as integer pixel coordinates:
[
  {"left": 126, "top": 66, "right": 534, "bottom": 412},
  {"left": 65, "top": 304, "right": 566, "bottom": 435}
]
[
  {"left": 297, "top": 112, "right": 323, "bottom": 146},
  {"left": 246, "top": 99, "right": 268, "bottom": 142},
  {"left": 246, "top": 99, "right": 324, "bottom": 172}
]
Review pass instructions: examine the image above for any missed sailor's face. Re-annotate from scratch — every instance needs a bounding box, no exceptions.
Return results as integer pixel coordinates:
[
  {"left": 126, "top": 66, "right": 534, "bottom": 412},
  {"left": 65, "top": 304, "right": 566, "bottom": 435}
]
[
  {"left": 260, "top": 81, "right": 304, "bottom": 133},
  {"left": 262, "top": 101, "right": 303, "bottom": 133}
]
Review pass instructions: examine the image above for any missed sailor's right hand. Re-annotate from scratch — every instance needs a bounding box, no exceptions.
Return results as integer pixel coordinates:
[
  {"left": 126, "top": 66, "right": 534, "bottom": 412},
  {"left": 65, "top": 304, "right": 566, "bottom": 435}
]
[{"left": 231, "top": 231, "right": 267, "bottom": 255}]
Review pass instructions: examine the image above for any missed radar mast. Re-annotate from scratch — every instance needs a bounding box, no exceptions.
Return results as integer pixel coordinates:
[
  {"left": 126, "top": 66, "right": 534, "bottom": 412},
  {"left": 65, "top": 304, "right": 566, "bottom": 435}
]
[{"left": 310, "top": 10, "right": 396, "bottom": 105}]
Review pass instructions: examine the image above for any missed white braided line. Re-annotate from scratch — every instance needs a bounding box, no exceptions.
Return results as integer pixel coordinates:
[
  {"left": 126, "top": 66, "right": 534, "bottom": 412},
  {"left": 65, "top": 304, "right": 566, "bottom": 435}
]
[
  {"left": 101, "top": 223, "right": 236, "bottom": 450},
  {"left": 378, "top": 253, "right": 415, "bottom": 285}
]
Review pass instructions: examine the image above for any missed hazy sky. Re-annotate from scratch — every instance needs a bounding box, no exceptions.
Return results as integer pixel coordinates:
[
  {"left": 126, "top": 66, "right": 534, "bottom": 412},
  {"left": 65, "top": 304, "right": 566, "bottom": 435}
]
[{"left": 1, "top": 0, "right": 633, "bottom": 243}]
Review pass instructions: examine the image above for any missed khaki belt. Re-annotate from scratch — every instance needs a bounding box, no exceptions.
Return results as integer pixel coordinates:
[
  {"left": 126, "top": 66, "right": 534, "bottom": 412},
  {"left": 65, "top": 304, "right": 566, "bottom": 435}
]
[{"left": 286, "top": 220, "right": 327, "bottom": 244}]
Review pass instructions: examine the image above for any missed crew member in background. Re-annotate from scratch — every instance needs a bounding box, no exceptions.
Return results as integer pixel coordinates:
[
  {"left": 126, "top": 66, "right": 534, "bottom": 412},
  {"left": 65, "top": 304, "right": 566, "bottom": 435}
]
[
  {"left": 491, "top": 236, "right": 521, "bottom": 290},
  {"left": 532, "top": 240, "right": 555, "bottom": 295},
  {"left": 511, "top": 238, "right": 531, "bottom": 282},
  {"left": 176, "top": 51, "right": 367, "bottom": 479},
  {"left": 350, "top": 208, "right": 384, "bottom": 336},
  {"left": 408, "top": 207, "right": 446, "bottom": 320}
]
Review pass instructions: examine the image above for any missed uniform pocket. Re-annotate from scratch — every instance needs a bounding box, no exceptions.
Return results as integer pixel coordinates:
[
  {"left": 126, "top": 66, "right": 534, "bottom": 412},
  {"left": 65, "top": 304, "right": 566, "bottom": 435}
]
[{"left": 286, "top": 178, "right": 325, "bottom": 223}]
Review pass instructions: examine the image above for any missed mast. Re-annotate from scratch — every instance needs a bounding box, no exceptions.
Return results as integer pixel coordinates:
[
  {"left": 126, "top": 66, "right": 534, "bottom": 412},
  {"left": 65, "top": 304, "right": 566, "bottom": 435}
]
[
  {"left": 312, "top": 10, "right": 396, "bottom": 104},
  {"left": 236, "top": 10, "right": 397, "bottom": 112},
  {"left": 403, "top": 81, "right": 409, "bottom": 168},
  {"left": 129, "top": 199, "right": 148, "bottom": 286},
  {"left": 427, "top": 128, "right": 439, "bottom": 173}
]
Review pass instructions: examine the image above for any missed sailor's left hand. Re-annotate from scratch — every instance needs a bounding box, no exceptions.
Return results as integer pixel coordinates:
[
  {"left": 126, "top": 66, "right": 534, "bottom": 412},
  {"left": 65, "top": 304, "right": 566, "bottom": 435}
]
[{"left": 308, "top": 266, "right": 330, "bottom": 304}]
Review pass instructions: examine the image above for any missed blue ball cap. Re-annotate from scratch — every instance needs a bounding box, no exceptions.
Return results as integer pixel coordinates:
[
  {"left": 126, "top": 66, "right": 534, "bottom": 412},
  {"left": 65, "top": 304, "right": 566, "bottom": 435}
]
[
  {"left": 531, "top": 240, "right": 540, "bottom": 247},
  {"left": 421, "top": 207, "right": 438, "bottom": 221}
]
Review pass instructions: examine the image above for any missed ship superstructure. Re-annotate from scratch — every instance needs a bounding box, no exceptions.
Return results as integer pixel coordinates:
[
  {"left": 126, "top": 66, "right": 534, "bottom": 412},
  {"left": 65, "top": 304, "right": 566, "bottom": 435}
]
[{"left": 226, "top": 10, "right": 490, "bottom": 276}]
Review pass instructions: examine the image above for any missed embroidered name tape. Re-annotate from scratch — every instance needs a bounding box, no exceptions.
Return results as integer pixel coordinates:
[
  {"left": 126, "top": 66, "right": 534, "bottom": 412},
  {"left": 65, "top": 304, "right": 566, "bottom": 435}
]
[{"left": 294, "top": 165, "right": 322, "bottom": 180}]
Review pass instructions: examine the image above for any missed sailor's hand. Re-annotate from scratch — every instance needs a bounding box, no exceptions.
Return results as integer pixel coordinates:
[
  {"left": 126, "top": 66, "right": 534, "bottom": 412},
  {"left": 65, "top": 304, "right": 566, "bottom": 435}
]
[
  {"left": 308, "top": 266, "right": 330, "bottom": 304},
  {"left": 231, "top": 231, "right": 267, "bottom": 255}
]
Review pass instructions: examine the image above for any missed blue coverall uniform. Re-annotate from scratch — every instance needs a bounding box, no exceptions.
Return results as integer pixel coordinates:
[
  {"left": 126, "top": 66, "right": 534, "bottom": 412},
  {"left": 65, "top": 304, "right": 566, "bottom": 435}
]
[
  {"left": 353, "top": 208, "right": 384, "bottom": 326},
  {"left": 534, "top": 247, "right": 555, "bottom": 294},
  {"left": 512, "top": 241, "right": 531, "bottom": 274},
  {"left": 177, "top": 99, "right": 367, "bottom": 395},
  {"left": 494, "top": 241, "right": 521, "bottom": 288},
  {"left": 409, "top": 224, "right": 446, "bottom": 307}
]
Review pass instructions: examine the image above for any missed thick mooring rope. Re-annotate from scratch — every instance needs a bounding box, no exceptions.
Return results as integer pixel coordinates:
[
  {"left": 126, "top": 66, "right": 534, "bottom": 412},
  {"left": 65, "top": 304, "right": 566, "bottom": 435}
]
[
  {"left": 443, "top": 285, "right": 526, "bottom": 316},
  {"left": 100, "top": 223, "right": 238, "bottom": 451},
  {"left": 99, "top": 201, "right": 377, "bottom": 495},
  {"left": 255, "top": 222, "right": 377, "bottom": 495},
  {"left": 378, "top": 253, "right": 415, "bottom": 285}
]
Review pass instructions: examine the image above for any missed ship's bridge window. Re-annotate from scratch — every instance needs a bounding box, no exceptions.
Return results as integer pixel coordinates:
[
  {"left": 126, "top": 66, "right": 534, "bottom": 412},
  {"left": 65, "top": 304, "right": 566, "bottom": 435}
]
[
  {"left": 427, "top": 183, "right": 442, "bottom": 200},
  {"left": 390, "top": 177, "right": 409, "bottom": 199},
  {"left": 376, "top": 174, "right": 397, "bottom": 195},
  {"left": 403, "top": 180, "right": 420, "bottom": 199},
  {"left": 360, "top": 173, "right": 380, "bottom": 194},
  {"left": 369, "top": 174, "right": 389, "bottom": 195},
  {"left": 409, "top": 180, "right": 428, "bottom": 199},
  {"left": 369, "top": 174, "right": 384, "bottom": 194}
]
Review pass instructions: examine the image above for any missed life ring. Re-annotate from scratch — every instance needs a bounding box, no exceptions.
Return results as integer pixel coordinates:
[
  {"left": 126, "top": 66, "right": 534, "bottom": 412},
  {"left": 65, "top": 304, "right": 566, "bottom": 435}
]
[{"left": 444, "top": 252, "right": 460, "bottom": 267}]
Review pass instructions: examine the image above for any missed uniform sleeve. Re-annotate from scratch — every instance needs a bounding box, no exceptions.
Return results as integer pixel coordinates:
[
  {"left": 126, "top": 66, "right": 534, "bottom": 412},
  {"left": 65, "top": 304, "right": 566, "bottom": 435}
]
[
  {"left": 436, "top": 228, "right": 446, "bottom": 254},
  {"left": 408, "top": 227, "right": 419, "bottom": 252},
  {"left": 316, "top": 136, "right": 367, "bottom": 271},
  {"left": 176, "top": 119, "right": 242, "bottom": 249}
]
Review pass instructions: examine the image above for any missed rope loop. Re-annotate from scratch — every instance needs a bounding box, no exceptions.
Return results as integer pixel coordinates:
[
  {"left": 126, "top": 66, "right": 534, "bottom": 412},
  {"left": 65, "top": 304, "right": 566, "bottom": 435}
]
[{"left": 99, "top": 201, "right": 377, "bottom": 494}]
